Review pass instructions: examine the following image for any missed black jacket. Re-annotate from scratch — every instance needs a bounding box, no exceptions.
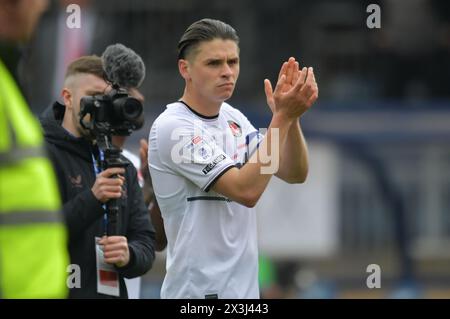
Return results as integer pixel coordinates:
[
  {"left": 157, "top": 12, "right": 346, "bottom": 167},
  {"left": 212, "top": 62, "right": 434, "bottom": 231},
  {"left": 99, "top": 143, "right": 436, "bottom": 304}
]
[{"left": 40, "top": 102, "right": 155, "bottom": 299}]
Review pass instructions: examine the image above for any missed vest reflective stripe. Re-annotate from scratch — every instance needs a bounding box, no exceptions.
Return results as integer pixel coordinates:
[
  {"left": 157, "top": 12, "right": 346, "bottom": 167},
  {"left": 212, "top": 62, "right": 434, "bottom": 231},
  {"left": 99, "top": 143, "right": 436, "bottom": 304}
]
[
  {"left": 0, "top": 59, "right": 68, "bottom": 299},
  {"left": 0, "top": 145, "right": 46, "bottom": 164},
  {"left": 0, "top": 210, "right": 62, "bottom": 226}
]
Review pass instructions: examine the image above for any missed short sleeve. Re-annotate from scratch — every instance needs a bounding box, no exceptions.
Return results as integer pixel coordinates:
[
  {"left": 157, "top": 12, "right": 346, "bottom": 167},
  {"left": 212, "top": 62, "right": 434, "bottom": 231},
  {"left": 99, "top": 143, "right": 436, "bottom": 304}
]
[
  {"left": 153, "top": 116, "right": 236, "bottom": 192},
  {"left": 237, "top": 111, "right": 264, "bottom": 162}
]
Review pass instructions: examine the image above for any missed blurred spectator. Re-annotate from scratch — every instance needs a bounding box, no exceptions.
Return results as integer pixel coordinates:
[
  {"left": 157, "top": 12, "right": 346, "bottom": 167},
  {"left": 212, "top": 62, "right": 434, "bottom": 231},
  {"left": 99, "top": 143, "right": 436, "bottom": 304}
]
[
  {"left": 258, "top": 255, "right": 284, "bottom": 299},
  {"left": 20, "top": 0, "right": 112, "bottom": 114},
  {"left": 112, "top": 88, "right": 166, "bottom": 298}
]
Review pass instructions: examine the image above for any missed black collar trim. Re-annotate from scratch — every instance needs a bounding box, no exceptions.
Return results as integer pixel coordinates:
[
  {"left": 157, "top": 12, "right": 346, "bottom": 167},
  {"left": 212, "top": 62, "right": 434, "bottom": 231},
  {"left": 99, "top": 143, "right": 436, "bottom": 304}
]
[{"left": 179, "top": 100, "right": 219, "bottom": 120}]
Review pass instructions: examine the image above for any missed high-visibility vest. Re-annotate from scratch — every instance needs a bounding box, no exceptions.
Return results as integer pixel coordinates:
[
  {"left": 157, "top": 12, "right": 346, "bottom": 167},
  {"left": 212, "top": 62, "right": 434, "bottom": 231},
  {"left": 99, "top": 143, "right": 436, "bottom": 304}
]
[{"left": 0, "top": 59, "right": 69, "bottom": 298}]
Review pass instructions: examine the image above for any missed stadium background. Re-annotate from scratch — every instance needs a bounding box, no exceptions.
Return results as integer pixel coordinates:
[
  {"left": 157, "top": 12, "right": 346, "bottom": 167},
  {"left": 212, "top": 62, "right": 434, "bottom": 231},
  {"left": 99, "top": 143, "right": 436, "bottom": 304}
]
[{"left": 18, "top": 0, "right": 450, "bottom": 298}]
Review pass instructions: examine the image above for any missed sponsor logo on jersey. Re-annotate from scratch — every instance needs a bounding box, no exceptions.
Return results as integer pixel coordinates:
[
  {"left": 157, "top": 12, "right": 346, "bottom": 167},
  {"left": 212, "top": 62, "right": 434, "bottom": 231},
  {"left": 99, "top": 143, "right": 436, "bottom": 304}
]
[
  {"left": 182, "top": 135, "right": 214, "bottom": 164},
  {"left": 227, "top": 120, "right": 242, "bottom": 137},
  {"left": 185, "top": 136, "right": 202, "bottom": 152},
  {"left": 192, "top": 136, "right": 202, "bottom": 144},
  {"left": 197, "top": 146, "right": 212, "bottom": 161},
  {"left": 202, "top": 154, "right": 226, "bottom": 174}
]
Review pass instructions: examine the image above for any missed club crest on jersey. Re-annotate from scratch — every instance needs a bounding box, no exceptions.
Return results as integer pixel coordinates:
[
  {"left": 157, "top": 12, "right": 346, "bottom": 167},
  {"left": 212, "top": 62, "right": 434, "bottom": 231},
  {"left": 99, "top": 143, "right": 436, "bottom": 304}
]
[{"left": 227, "top": 120, "right": 242, "bottom": 137}]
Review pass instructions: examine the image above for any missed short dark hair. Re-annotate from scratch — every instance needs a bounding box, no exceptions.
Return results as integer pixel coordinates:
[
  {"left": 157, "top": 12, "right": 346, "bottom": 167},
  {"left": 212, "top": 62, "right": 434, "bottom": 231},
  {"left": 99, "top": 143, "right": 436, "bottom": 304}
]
[
  {"left": 177, "top": 18, "right": 239, "bottom": 60},
  {"left": 64, "top": 55, "right": 105, "bottom": 80}
]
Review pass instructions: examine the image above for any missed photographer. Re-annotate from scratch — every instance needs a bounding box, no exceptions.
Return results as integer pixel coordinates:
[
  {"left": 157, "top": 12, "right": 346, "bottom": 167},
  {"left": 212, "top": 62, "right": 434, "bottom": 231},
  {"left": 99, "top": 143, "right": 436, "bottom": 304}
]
[{"left": 39, "top": 54, "right": 155, "bottom": 298}]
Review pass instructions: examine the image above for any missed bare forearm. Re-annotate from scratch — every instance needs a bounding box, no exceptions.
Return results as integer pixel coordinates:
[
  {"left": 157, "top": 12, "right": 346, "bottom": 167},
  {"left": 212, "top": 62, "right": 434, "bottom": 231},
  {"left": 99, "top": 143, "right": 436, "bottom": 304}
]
[
  {"left": 213, "top": 114, "right": 291, "bottom": 206},
  {"left": 277, "top": 119, "right": 309, "bottom": 183},
  {"left": 213, "top": 58, "right": 318, "bottom": 205}
]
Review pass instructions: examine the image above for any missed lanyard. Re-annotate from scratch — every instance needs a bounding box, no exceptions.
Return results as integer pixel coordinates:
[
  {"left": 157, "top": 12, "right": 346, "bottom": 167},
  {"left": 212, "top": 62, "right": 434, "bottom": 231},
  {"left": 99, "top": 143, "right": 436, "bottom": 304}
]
[{"left": 92, "top": 150, "right": 108, "bottom": 235}]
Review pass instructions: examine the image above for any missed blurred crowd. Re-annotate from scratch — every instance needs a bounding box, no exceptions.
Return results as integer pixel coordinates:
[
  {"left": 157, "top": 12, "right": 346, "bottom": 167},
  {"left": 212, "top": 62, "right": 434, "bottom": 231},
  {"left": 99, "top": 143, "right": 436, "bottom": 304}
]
[
  {"left": 2, "top": 0, "right": 450, "bottom": 299},
  {"left": 12, "top": 0, "right": 450, "bottom": 118}
]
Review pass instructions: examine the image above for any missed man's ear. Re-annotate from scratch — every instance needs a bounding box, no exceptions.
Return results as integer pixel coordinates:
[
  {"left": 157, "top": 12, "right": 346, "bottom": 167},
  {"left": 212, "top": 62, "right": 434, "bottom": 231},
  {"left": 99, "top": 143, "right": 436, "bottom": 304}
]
[
  {"left": 61, "top": 88, "right": 73, "bottom": 110},
  {"left": 178, "top": 59, "right": 191, "bottom": 81}
]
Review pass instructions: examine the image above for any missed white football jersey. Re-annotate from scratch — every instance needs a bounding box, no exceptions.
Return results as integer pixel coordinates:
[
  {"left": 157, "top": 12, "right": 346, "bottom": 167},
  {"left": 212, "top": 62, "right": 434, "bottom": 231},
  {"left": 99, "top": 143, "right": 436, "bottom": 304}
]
[{"left": 149, "top": 101, "right": 263, "bottom": 299}]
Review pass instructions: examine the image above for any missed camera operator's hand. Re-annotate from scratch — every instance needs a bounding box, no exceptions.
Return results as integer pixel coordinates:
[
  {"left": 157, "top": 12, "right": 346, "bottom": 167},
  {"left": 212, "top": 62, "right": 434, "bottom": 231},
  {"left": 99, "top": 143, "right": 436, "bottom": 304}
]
[
  {"left": 91, "top": 167, "right": 125, "bottom": 203},
  {"left": 98, "top": 236, "right": 130, "bottom": 267}
]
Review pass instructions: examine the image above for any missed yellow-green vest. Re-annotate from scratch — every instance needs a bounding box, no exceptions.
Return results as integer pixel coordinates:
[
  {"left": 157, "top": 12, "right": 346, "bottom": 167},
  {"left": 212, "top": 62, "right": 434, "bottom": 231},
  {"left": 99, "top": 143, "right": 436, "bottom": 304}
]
[{"left": 0, "top": 59, "right": 68, "bottom": 298}]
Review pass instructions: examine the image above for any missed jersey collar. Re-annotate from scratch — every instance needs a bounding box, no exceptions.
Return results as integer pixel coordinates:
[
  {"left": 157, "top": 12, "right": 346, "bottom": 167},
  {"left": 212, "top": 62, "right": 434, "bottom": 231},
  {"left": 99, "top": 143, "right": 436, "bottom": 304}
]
[{"left": 179, "top": 100, "right": 219, "bottom": 120}]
